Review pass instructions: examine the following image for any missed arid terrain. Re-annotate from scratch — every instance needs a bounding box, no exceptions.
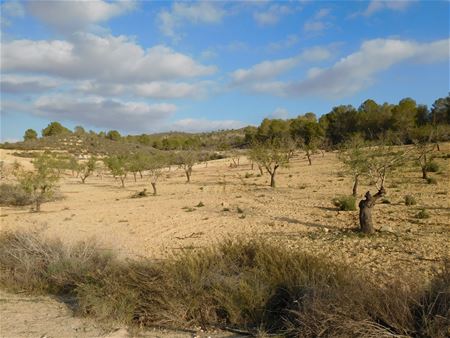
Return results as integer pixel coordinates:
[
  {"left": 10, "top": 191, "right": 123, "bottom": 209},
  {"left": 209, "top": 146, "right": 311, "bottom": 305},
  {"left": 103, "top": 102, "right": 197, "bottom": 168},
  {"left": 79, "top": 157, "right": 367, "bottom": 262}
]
[{"left": 1, "top": 145, "right": 449, "bottom": 337}]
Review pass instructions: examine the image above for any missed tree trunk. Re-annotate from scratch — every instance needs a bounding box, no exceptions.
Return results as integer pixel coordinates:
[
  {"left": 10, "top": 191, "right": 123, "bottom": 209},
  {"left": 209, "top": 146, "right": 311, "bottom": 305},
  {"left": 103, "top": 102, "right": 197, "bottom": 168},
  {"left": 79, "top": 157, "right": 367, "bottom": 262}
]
[
  {"left": 139, "top": 171, "right": 143, "bottom": 179},
  {"left": 352, "top": 175, "right": 359, "bottom": 197},
  {"left": 358, "top": 188, "right": 385, "bottom": 234},
  {"left": 269, "top": 166, "right": 279, "bottom": 188},
  {"left": 270, "top": 173, "right": 276, "bottom": 188},
  {"left": 307, "top": 153, "right": 312, "bottom": 165},
  {"left": 133, "top": 173, "right": 137, "bottom": 182},
  {"left": 258, "top": 165, "right": 264, "bottom": 176},
  {"left": 251, "top": 161, "right": 254, "bottom": 170},
  {"left": 120, "top": 177, "right": 125, "bottom": 188},
  {"left": 185, "top": 169, "right": 191, "bottom": 183},
  {"left": 81, "top": 176, "right": 86, "bottom": 184},
  {"left": 151, "top": 182, "right": 157, "bottom": 196},
  {"left": 422, "top": 166, "right": 428, "bottom": 179},
  {"left": 35, "top": 199, "right": 41, "bottom": 212}
]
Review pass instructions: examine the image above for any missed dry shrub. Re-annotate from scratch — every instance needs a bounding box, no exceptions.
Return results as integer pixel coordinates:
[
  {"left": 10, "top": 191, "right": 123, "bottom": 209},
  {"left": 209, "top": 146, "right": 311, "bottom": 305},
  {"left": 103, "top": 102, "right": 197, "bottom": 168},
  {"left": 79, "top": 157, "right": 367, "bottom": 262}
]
[
  {"left": 0, "top": 231, "right": 448, "bottom": 337},
  {"left": 0, "top": 183, "right": 33, "bottom": 206}
]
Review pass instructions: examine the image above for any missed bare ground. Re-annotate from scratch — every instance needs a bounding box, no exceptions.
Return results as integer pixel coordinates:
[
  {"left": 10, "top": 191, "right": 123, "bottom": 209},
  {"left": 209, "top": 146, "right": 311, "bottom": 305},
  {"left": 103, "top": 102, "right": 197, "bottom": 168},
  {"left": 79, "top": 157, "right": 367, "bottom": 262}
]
[{"left": 1, "top": 145, "right": 449, "bottom": 337}]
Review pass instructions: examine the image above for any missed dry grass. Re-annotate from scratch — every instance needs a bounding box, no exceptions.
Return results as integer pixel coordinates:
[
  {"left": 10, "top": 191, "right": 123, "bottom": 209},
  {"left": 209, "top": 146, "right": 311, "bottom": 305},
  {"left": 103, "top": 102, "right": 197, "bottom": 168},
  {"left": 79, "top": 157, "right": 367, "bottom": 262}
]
[{"left": 0, "top": 230, "right": 448, "bottom": 337}]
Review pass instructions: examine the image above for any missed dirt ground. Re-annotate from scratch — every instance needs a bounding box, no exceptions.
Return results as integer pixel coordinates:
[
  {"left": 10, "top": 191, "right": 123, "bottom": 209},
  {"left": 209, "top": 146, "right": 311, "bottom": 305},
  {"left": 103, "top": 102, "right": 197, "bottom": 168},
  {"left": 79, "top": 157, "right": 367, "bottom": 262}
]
[{"left": 0, "top": 145, "right": 449, "bottom": 337}]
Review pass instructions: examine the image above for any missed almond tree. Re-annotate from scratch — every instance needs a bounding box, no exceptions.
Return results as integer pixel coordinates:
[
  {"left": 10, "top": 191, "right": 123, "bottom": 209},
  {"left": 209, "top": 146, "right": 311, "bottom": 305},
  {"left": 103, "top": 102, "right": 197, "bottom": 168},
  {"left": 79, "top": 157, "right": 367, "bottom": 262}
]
[
  {"left": 337, "top": 135, "right": 369, "bottom": 197},
  {"left": 248, "top": 139, "right": 293, "bottom": 188},
  {"left": 104, "top": 156, "right": 128, "bottom": 187},
  {"left": 175, "top": 150, "right": 198, "bottom": 183},
  {"left": 15, "top": 154, "right": 60, "bottom": 212},
  {"left": 358, "top": 142, "right": 408, "bottom": 233},
  {"left": 78, "top": 157, "right": 97, "bottom": 184},
  {"left": 147, "top": 154, "right": 167, "bottom": 195}
]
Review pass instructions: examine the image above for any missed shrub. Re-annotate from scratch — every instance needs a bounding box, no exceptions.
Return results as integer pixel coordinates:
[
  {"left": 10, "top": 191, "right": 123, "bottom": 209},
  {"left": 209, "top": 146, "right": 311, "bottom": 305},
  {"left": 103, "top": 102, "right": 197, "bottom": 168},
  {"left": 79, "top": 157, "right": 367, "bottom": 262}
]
[
  {"left": 332, "top": 195, "right": 356, "bottom": 211},
  {"left": 426, "top": 177, "right": 437, "bottom": 185},
  {"left": 424, "top": 161, "right": 440, "bottom": 172},
  {"left": 404, "top": 195, "right": 417, "bottom": 206},
  {"left": 0, "top": 183, "right": 33, "bottom": 206},
  {"left": 415, "top": 209, "right": 430, "bottom": 219},
  {"left": 1, "top": 231, "right": 448, "bottom": 337},
  {"left": 195, "top": 202, "right": 205, "bottom": 207}
]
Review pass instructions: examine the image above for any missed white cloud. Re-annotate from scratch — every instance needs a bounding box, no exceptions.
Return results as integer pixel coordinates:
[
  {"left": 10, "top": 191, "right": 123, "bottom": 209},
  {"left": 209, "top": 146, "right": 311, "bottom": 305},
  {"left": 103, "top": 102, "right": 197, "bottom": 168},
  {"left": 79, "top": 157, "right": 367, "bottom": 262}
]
[
  {"left": 27, "top": 0, "right": 136, "bottom": 33},
  {"left": 2, "top": 33, "right": 217, "bottom": 83},
  {"left": 1, "top": 75, "right": 62, "bottom": 94},
  {"left": 253, "top": 4, "right": 293, "bottom": 26},
  {"left": 303, "top": 8, "right": 331, "bottom": 33},
  {"left": 170, "top": 118, "right": 245, "bottom": 132},
  {"left": 244, "top": 38, "right": 450, "bottom": 98},
  {"left": 363, "top": 0, "right": 414, "bottom": 16},
  {"left": 267, "top": 34, "right": 299, "bottom": 52},
  {"left": 33, "top": 95, "right": 176, "bottom": 132},
  {"left": 231, "top": 46, "right": 331, "bottom": 85},
  {"left": 75, "top": 80, "right": 211, "bottom": 99},
  {"left": 158, "top": 2, "right": 225, "bottom": 39}
]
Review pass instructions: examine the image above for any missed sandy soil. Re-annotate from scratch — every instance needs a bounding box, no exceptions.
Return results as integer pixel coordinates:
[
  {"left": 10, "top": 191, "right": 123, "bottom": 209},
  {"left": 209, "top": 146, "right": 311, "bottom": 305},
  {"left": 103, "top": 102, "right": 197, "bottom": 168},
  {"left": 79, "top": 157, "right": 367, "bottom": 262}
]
[{"left": 1, "top": 145, "right": 449, "bottom": 337}]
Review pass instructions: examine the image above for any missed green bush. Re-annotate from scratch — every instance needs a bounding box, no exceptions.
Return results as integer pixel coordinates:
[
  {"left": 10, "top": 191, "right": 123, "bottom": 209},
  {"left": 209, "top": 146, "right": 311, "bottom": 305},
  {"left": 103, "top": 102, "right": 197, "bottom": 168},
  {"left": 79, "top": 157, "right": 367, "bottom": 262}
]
[
  {"left": 0, "top": 183, "right": 33, "bottom": 206},
  {"left": 427, "top": 177, "right": 437, "bottom": 185},
  {"left": 424, "top": 161, "right": 439, "bottom": 172},
  {"left": 415, "top": 209, "right": 430, "bottom": 219},
  {"left": 404, "top": 195, "right": 417, "bottom": 206},
  {"left": 1, "top": 231, "right": 449, "bottom": 337},
  {"left": 332, "top": 195, "right": 356, "bottom": 211}
]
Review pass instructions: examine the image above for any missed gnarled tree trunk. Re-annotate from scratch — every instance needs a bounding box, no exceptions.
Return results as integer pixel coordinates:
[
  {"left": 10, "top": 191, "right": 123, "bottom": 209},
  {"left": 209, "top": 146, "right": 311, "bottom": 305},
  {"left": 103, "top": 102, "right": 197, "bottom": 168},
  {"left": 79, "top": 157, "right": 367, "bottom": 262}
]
[
  {"left": 151, "top": 182, "right": 157, "bottom": 196},
  {"left": 358, "top": 187, "right": 385, "bottom": 234}
]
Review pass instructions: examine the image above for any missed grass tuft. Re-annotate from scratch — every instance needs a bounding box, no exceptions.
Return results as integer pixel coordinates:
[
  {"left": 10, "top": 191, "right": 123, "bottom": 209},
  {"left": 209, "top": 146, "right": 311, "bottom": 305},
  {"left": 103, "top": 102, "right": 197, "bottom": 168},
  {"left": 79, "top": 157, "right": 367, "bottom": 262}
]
[
  {"left": 0, "top": 231, "right": 448, "bottom": 336},
  {"left": 332, "top": 195, "right": 356, "bottom": 211}
]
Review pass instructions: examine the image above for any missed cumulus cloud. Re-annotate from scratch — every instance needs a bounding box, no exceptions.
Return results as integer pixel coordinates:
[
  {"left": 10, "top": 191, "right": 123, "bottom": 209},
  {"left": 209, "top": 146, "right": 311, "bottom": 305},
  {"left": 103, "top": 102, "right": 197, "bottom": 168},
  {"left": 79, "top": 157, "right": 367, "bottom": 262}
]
[
  {"left": 158, "top": 1, "right": 225, "bottom": 39},
  {"left": 33, "top": 95, "right": 177, "bottom": 132},
  {"left": 1, "top": 75, "right": 62, "bottom": 94},
  {"left": 2, "top": 33, "right": 216, "bottom": 83},
  {"left": 231, "top": 46, "right": 331, "bottom": 85},
  {"left": 27, "top": 0, "right": 136, "bottom": 33},
  {"left": 244, "top": 38, "right": 450, "bottom": 98},
  {"left": 76, "top": 80, "right": 210, "bottom": 99},
  {"left": 170, "top": 118, "right": 246, "bottom": 133}
]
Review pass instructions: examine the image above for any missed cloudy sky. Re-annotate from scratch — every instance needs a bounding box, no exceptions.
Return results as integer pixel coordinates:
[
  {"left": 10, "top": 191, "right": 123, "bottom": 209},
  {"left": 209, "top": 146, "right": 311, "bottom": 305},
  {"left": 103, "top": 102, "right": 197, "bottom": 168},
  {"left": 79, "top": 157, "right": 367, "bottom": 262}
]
[{"left": 1, "top": 0, "right": 449, "bottom": 141}]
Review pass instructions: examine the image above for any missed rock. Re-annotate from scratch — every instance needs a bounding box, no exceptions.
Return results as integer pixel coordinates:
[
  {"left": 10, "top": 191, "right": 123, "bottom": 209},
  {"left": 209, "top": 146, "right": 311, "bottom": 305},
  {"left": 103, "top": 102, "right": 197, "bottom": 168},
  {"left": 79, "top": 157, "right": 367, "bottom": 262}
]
[
  {"left": 322, "top": 227, "right": 329, "bottom": 233},
  {"left": 379, "top": 225, "right": 395, "bottom": 233}
]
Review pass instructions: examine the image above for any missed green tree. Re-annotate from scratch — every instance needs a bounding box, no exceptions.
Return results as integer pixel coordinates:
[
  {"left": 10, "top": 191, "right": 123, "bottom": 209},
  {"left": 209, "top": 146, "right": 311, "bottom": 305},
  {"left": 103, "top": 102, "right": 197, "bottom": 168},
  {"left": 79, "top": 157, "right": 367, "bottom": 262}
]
[
  {"left": 23, "top": 129, "right": 38, "bottom": 141},
  {"left": 104, "top": 156, "right": 128, "bottom": 187},
  {"left": 248, "top": 139, "right": 293, "bottom": 188},
  {"left": 42, "top": 122, "right": 71, "bottom": 137},
  {"left": 15, "top": 155, "right": 60, "bottom": 212},
  {"left": 430, "top": 94, "right": 450, "bottom": 124},
  {"left": 337, "top": 135, "right": 369, "bottom": 197},
  {"left": 106, "top": 130, "right": 121, "bottom": 141},
  {"left": 74, "top": 126, "right": 86, "bottom": 135},
  {"left": 78, "top": 157, "right": 97, "bottom": 184},
  {"left": 290, "top": 114, "right": 323, "bottom": 165}
]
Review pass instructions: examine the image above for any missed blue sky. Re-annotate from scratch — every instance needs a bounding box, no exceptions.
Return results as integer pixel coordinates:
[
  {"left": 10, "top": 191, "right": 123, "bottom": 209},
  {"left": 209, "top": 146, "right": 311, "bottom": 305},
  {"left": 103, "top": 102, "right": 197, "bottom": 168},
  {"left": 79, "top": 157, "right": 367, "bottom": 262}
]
[{"left": 1, "top": 0, "right": 449, "bottom": 141}]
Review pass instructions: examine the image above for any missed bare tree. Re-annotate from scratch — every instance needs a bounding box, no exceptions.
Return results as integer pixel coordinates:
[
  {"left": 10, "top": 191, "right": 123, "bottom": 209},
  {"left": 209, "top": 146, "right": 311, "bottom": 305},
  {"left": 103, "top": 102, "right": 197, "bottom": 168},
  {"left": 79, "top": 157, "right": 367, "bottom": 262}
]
[
  {"left": 411, "top": 127, "right": 437, "bottom": 180},
  {"left": 176, "top": 150, "right": 198, "bottom": 183},
  {"left": 147, "top": 154, "right": 167, "bottom": 195}
]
